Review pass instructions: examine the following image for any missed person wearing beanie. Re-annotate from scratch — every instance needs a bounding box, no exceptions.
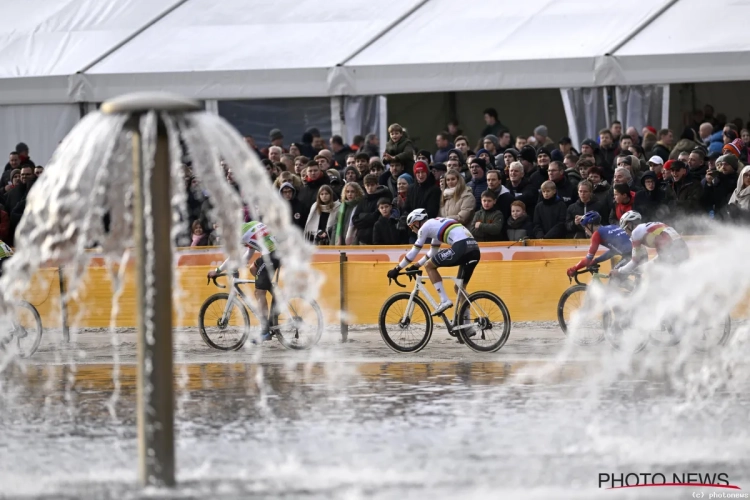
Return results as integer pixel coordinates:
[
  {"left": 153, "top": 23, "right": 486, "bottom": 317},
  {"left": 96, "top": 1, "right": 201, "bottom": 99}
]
[
  {"left": 400, "top": 160, "right": 441, "bottom": 242},
  {"left": 392, "top": 172, "right": 414, "bottom": 216},
  {"left": 482, "top": 135, "right": 499, "bottom": 156},
  {"left": 467, "top": 158, "right": 489, "bottom": 210},
  {"left": 528, "top": 147, "right": 552, "bottom": 191},
  {"left": 416, "top": 149, "right": 433, "bottom": 164},
  {"left": 260, "top": 128, "right": 287, "bottom": 159},
  {"left": 633, "top": 171, "right": 670, "bottom": 224},
  {"left": 518, "top": 145, "right": 538, "bottom": 178},
  {"left": 14, "top": 142, "right": 34, "bottom": 168},
  {"left": 704, "top": 154, "right": 740, "bottom": 220},
  {"left": 352, "top": 174, "right": 392, "bottom": 245},
  {"left": 533, "top": 125, "right": 555, "bottom": 148},
  {"left": 669, "top": 160, "right": 703, "bottom": 227},
  {"left": 499, "top": 148, "right": 519, "bottom": 172},
  {"left": 722, "top": 138, "right": 746, "bottom": 163},
  {"left": 475, "top": 148, "right": 495, "bottom": 169}
]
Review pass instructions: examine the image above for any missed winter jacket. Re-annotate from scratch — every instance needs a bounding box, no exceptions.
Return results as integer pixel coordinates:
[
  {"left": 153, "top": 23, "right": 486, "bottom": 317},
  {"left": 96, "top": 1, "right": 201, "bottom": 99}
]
[
  {"left": 373, "top": 215, "right": 405, "bottom": 245},
  {"left": 668, "top": 139, "right": 699, "bottom": 160},
  {"left": 672, "top": 176, "right": 704, "bottom": 216},
  {"left": 298, "top": 174, "right": 331, "bottom": 217},
  {"left": 403, "top": 172, "right": 441, "bottom": 221},
  {"left": 504, "top": 178, "right": 538, "bottom": 217},
  {"left": 708, "top": 130, "right": 725, "bottom": 155},
  {"left": 385, "top": 135, "right": 415, "bottom": 174},
  {"left": 506, "top": 214, "right": 533, "bottom": 241},
  {"left": 528, "top": 166, "right": 548, "bottom": 191},
  {"left": 467, "top": 175, "right": 488, "bottom": 210},
  {"left": 533, "top": 196, "right": 567, "bottom": 239},
  {"left": 651, "top": 142, "right": 671, "bottom": 163},
  {"left": 489, "top": 185, "right": 513, "bottom": 223},
  {"left": 609, "top": 191, "right": 635, "bottom": 225},
  {"left": 352, "top": 185, "right": 391, "bottom": 245},
  {"left": 565, "top": 198, "right": 604, "bottom": 238},
  {"left": 600, "top": 144, "right": 619, "bottom": 170},
  {"left": 552, "top": 176, "right": 578, "bottom": 206},
  {"left": 0, "top": 206, "right": 8, "bottom": 241},
  {"left": 378, "top": 171, "right": 400, "bottom": 198},
  {"left": 439, "top": 187, "right": 475, "bottom": 226},
  {"left": 591, "top": 180, "right": 611, "bottom": 203},
  {"left": 633, "top": 171, "right": 670, "bottom": 223},
  {"left": 304, "top": 201, "right": 340, "bottom": 244},
  {"left": 702, "top": 170, "right": 738, "bottom": 220},
  {"left": 469, "top": 208, "right": 504, "bottom": 242},
  {"left": 333, "top": 145, "right": 354, "bottom": 170}
]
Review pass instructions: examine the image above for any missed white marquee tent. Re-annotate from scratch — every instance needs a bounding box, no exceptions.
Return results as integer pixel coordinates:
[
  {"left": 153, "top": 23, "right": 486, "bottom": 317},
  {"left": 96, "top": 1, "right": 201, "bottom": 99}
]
[{"left": 0, "top": 0, "right": 746, "bottom": 163}]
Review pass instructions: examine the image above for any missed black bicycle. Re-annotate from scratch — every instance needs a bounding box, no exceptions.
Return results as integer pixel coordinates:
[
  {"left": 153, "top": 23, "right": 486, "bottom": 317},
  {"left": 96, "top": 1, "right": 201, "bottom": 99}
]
[{"left": 199, "top": 272, "right": 324, "bottom": 350}]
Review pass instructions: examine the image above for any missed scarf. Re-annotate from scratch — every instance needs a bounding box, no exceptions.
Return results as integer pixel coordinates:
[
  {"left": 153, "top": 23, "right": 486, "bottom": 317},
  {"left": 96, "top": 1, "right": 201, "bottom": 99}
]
[
  {"left": 318, "top": 202, "right": 335, "bottom": 213},
  {"left": 443, "top": 187, "right": 456, "bottom": 200},
  {"left": 335, "top": 200, "right": 359, "bottom": 245},
  {"left": 506, "top": 214, "right": 529, "bottom": 229}
]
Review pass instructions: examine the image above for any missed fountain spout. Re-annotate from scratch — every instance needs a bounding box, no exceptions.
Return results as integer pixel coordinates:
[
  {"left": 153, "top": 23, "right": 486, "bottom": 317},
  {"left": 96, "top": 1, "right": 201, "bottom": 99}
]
[{"left": 102, "top": 92, "right": 201, "bottom": 488}]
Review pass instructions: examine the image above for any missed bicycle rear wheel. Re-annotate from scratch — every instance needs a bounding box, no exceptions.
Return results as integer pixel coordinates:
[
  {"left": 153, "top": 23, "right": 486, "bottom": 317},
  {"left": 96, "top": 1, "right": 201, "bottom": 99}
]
[
  {"left": 457, "top": 291, "right": 511, "bottom": 353},
  {"left": 7, "top": 301, "right": 43, "bottom": 358},
  {"left": 557, "top": 285, "right": 606, "bottom": 346},
  {"left": 274, "top": 297, "right": 324, "bottom": 350},
  {"left": 603, "top": 308, "right": 649, "bottom": 353},
  {"left": 688, "top": 315, "right": 732, "bottom": 353},
  {"left": 378, "top": 292, "right": 433, "bottom": 353},
  {"left": 198, "top": 293, "right": 251, "bottom": 350}
]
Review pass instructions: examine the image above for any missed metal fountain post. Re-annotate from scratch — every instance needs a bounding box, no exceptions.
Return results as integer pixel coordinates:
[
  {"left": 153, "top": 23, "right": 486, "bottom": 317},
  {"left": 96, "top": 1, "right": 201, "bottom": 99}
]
[{"left": 101, "top": 93, "right": 201, "bottom": 488}]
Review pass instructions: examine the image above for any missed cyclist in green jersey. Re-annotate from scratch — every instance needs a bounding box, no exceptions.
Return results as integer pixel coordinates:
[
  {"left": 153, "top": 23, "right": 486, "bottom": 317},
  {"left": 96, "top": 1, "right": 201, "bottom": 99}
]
[{"left": 207, "top": 221, "right": 280, "bottom": 341}]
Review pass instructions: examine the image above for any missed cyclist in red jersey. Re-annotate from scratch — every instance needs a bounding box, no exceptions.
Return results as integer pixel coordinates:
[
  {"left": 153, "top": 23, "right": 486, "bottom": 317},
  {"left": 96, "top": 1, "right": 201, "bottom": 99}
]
[{"left": 610, "top": 211, "right": 689, "bottom": 278}]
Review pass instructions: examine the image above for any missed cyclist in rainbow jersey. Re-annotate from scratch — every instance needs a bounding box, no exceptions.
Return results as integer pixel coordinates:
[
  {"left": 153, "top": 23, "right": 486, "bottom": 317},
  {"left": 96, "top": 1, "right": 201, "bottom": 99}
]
[
  {"left": 207, "top": 221, "right": 280, "bottom": 340},
  {"left": 387, "top": 209, "right": 480, "bottom": 315},
  {"left": 610, "top": 211, "right": 689, "bottom": 278}
]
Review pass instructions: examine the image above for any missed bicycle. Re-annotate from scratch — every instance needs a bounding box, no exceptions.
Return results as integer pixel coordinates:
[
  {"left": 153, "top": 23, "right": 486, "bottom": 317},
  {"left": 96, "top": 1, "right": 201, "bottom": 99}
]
[
  {"left": 199, "top": 271, "right": 324, "bottom": 351},
  {"left": 558, "top": 265, "right": 617, "bottom": 346},
  {"left": 0, "top": 300, "right": 43, "bottom": 358},
  {"left": 378, "top": 269, "right": 511, "bottom": 353}
]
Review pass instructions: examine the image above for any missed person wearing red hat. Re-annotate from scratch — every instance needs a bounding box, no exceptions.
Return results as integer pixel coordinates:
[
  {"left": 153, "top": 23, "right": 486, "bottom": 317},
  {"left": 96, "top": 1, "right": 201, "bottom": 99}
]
[{"left": 400, "top": 160, "right": 441, "bottom": 243}]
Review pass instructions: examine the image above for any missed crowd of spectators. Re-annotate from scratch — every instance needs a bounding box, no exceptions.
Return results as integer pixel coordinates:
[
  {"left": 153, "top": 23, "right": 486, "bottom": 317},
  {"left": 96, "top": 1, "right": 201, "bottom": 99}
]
[
  {"left": 203, "top": 104, "right": 744, "bottom": 246},
  {"left": 0, "top": 143, "right": 41, "bottom": 246}
]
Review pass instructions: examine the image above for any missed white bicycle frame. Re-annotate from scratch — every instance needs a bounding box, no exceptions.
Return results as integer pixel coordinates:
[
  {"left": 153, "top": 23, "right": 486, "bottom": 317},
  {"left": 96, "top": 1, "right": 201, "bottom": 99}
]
[
  {"left": 402, "top": 275, "right": 483, "bottom": 332},
  {"left": 220, "top": 276, "right": 294, "bottom": 332}
]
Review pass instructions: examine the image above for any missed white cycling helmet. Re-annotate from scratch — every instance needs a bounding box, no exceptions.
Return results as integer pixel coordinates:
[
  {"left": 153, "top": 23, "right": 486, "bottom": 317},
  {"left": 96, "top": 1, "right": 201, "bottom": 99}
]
[
  {"left": 406, "top": 208, "right": 428, "bottom": 226},
  {"left": 619, "top": 210, "right": 642, "bottom": 229}
]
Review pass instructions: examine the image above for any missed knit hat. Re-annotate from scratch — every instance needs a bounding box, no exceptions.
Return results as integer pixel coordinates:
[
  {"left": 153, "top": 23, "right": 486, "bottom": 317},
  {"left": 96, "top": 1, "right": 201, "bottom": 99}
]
[
  {"left": 671, "top": 160, "right": 687, "bottom": 171},
  {"left": 431, "top": 162, "right": 448, "bottom": 172},
  {"left": 279, "top": 181, "right": 296, "bottom": 195},
  {"left": 551, "top": 149, "right": 564, "bottom": 162},
  {"left": 476, "top": 148, "right": 490, "bottom": 158},
  {"left": 343, "top": 166, "right": 360, "bottom": 179},
  {"left": 537, "top": 146, "right": 551, "bottom": 158},
  {"left": 718, "top": 154, "right": 739, "bottom": 172},
  {"left": 645, "top": 126, "right": 657, "bottom": 135},
  {"left": 398, "top": 173, "right": 414, "bottom": 185},
  {"left": 417, "top": 149, "right": 432, "bottom": 160},
  {"left": 269, "top": 128, "right": 283, "bottom": 141},
  {"left": 484, "top": 134, "right": 499, "bottom": 147},
  {"left": 663, "top": 159, "right": 675, "bottom": 171},
  {"left": 519, "top": 145, "right": 537, "bottom": 164},
  {"left": 533, "top": 125, "right": 548, "bottom": 137},
  {"left": 581, "top": 139, "right": 598, "bottom": 151},
  {"left": 470, "top": 158, "right": 487, "bottom": 170},
  {"left": 723, "top": 138, "right": 743, "bottom": 158},
  {"left": 558, "top": 136, "right": 572, "bottom": 145},
  {"left": 413, "top": 161, "right": 429, "bottom": 174},
  {"left": 503, "top": 148, "right": 519, "bottom": 160}
]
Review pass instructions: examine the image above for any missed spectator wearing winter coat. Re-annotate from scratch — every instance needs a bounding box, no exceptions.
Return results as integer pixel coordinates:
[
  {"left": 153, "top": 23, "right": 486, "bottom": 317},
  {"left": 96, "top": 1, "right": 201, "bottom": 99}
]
[
  {"left": 634, "top": 171, "right": 670, "bottom": 223},
  {"left": 373, "top": 198, "right": 406, "bottom": 245},
  {"left": 486, "top": 169, "right": 512, "bottom": 223},
  {"left": 529, "top": 147, "right": 552, "bottom": 190},
  {"left": 304, "top": 185, "right": 340, "bottom": 245},
  {"left": 726, "top": 164, "right": 750, "bottom": 222},
  {"left": 580, "top": 139, "right": 610, "bottom": 181},
  {"left": 279, "top": 182, "right": 307, "bottom": 233},
  {"left": 546, "top": 161, "right": 578, "bottom": 206},
  {"left": 566, "top": 181, "right": 603, "bottom": 238},
  {"left": 498, "top": 148, "right": 519, "bottom": 177},
  {"left": 533, "top": 181, "right": 567, "bottom": 239},
  {"left": 298, "top": 161, "right": 331, "bottom": 218},
  {"left": 353, "top": 174, "right": 392, "bottom": 245},
  {"left": 330, "top": 135, "right": 354, "bottom": 170},
  {"left": 402, "top": 160, "right": 441, "bottom": 223},
  {"left": 190, "top": 220, "right": 209, "bottom": 247},
  {"left": 609, "top": 183, "right": 635, "bottom": 225},
  {"left": 650, "top": 128, "right": 674, "bottom": 163},
  {"left": 670, "top": 160, "right": 704, "bottom": 220},
  {"left": 392, "top": 173, "right": 413, "bottom": 218},
  {"left": 504, "top": 161, "right": 538, "bottom": 218},
  {"left": 383, "top": 123, "right": 415, "bottom": 175},
  {"left": 342, "top": 165, "right": 362, "bottom": 188},
  {"left": 333, "top": 182, "right": 364, "bottom": 245},
  {"left": 598, "top": 128, "right": 619, "bottom": 170},
  {"left": 506, "top": 201, "right": 533, "bottom": 241},
  {"left": 439, "top": 169, "right": 475, "bottom": 226},
  {"left": 723, "top": 138, "right": 747, "bottom": 164},
  {"left": 703, "top": 154, "right": 740, "bottom": 220},
  {"left": 587, "top": 166, "right": 610, "bottom": 203},
  {"left": 434, "top": 132, "right": 454, "bottom": 164},
  {"left": 467, "top": 158, "right": 489, "bottom": 210},
  {"left": 445, "top": 148, "right": 470, "bottom": 183},
  {"left": 668, "top": 127, "right": 700, "bottom": 160},
  {"left": 470, "top": 190, "right": 504, "bottom": 242},
  {"left": 378, "top": 156, "right": 404, "bottom": 198}
]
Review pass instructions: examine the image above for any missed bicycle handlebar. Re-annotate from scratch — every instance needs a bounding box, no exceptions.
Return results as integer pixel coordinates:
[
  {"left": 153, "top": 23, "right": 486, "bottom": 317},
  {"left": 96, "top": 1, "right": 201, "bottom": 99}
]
[
  {"left": 207, "top": 272, "right": 227, "bottom": 289},
  {"left": 570, "top": 265, "right": 607, "bottom": 286},
  {"left": 389, "top": 269, "right": 423, "bottom": 288}
]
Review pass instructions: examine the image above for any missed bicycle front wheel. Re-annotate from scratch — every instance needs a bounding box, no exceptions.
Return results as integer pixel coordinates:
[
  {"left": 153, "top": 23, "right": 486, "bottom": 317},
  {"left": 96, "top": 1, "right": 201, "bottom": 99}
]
[
  {"left": 457, "top": 291, "right": 511, "bottom": 353},
  {"left": 557, "top": 285, "right": 606, "bottom": 346},
  {"left": 8, "top": 301, "right": 43, "bottom": 358},
  {"left": 378, "top": 292, "right": 433, "bottom": 353},
  {"left": 198, "top": 293, "right": 250, "bottom": 350},
  {"left": 274, "top": 297, "right": 324, "bottom": 350}
]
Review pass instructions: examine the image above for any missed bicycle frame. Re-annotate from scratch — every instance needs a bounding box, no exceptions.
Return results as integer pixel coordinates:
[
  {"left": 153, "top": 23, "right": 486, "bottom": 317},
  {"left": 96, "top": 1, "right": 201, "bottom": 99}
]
[
  {"left": 219, "top": 276, "right": 296, "bottom": 333},
  {"left": 402, "top": 275, "right": 482, "bottom": 332}
]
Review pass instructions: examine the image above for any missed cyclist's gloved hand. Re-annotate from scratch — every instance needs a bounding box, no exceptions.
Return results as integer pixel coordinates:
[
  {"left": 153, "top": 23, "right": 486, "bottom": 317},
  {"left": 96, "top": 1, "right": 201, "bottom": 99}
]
[
  {"left": 609, "top": 269, "right": 620, "bottom": 278},
  {"left": 406, "top": 265, "right": 420, "bottom": 273},
  {"left": 386, "top": 267, "right": 401, "bottom": 280},
  {"left": 566, "top": 266, "right": 577, "bottom": 277},
  {"left": 207, "top": 269, "right": 218, "bottom": 279}
]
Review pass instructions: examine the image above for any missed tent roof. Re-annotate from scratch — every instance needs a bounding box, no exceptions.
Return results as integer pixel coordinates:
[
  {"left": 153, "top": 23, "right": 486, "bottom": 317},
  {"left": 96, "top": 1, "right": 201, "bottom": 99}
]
[
  {"left": 334, "top": 0, "right": 670, "bottom": 95},
  {"left": 606, "top": 0, "right": 750, "bottom": 85},
  {"left": 0, "top": 0, "right": 177, "bottom": 102},
  {"left": 82, "top": 0, "right": 425, "bottom": 101}
]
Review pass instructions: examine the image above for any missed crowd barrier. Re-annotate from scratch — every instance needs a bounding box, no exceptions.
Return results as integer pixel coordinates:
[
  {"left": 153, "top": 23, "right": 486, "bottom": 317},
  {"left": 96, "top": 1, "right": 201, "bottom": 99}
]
[{"left": 18, "top": 239, "right": 748, "bottom": 333}]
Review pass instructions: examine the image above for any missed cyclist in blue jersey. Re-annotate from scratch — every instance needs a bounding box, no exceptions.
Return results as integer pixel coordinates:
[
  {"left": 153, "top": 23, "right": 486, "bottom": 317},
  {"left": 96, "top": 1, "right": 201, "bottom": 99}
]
[
  {"left": 208, "top": 221, "right": 280, "bottom": 341},
  {"left": 386, "top": 209, "right": 480, "bottom": 315},
  {"left": 566, "top": 211, "right": 632, "bottom": 277}
]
